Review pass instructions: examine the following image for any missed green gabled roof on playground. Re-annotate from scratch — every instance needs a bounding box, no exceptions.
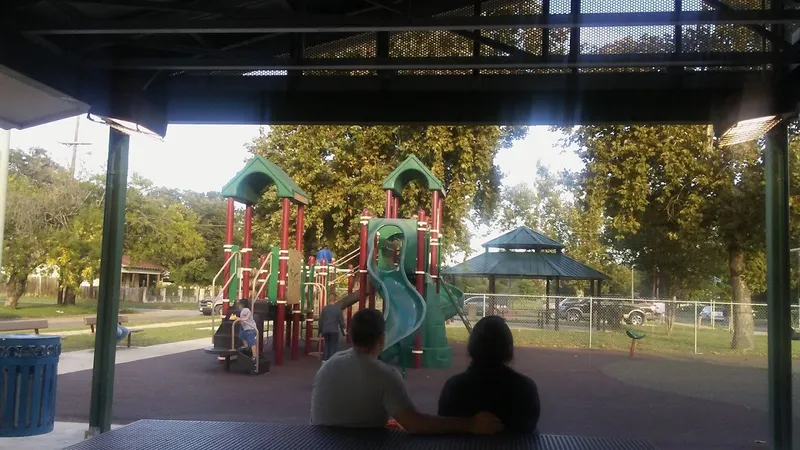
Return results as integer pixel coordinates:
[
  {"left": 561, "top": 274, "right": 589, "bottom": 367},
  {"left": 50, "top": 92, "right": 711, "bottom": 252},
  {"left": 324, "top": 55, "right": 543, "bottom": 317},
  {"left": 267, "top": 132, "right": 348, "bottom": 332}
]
[
  {"left": 482, "top": 226, "right": 565, "bottom": 251},
  {"left": 221, "top": 155, "right": 310, "bottom": 205},
  {"left": 381, "top": 155, "right": 444, "bottom": 195}
]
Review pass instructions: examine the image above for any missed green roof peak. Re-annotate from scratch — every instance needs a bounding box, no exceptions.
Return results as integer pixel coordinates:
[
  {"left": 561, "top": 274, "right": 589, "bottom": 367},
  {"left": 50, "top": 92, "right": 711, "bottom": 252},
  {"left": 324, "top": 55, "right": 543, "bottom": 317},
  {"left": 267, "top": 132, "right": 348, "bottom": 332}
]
[
  {"left": 221, "top": 155, "right": 310, "bottom": 205},
  {"left": 482, "top": 226, "right": 564, "bottom": 251},
  {"left": 381, "top": 155, "right": 444, "bottom": 195}
]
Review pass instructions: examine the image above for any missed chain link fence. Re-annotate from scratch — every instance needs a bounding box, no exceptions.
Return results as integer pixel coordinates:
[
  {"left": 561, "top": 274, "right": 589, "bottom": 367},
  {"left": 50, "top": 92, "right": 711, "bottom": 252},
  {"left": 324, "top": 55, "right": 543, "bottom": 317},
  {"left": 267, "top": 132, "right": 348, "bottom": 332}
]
[{"left": 452, "top": 293, "right": 793, "bottom": 357}]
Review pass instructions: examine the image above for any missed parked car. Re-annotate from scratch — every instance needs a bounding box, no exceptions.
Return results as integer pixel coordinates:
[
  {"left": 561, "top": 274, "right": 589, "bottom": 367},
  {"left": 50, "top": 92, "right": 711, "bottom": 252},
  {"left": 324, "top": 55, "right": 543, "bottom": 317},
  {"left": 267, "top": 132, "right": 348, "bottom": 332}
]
[
  {"left": 698, "top": 305, "right": 755, "bottom": 322},
  {"left": 199, "top": 296, "right": 224, "bottom": 316},
  {"left": 699, "top": 305, "right": 726, "bottom": 322},
  {"left": 462, "top": 296, "right": 508, "bottom": 316},
  {"left": 555, "top": 299, "right": 658, "bottom": 326}
]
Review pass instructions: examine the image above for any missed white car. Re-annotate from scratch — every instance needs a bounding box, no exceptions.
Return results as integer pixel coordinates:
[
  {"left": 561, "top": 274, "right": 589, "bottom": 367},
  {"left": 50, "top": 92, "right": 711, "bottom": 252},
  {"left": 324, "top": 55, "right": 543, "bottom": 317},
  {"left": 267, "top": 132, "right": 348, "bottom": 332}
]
[
  {"left": 462, "top": 296, "right": 508, "bottom": 316},
  {"left": 699, "top": 305, "right": 726, "bottom": 322}
]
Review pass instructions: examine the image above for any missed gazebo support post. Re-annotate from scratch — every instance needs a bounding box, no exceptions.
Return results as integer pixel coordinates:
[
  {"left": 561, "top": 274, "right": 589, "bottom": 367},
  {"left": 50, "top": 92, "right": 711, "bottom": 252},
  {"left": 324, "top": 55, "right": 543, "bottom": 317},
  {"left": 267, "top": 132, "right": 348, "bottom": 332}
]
[
  {"left": 554, "top": 277, "right": 560, "bottom": 332},
  {"left": 488, "top": 276, "right": 496, "bottom": 316},
  {"left": 545, "top": 278, "right": 550, "bottom": 326}
]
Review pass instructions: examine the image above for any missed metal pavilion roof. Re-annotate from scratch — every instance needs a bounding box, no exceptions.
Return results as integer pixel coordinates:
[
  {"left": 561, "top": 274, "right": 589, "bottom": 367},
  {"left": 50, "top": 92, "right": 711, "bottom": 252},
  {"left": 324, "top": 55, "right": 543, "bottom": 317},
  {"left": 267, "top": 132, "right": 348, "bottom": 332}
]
[
  {"left": 4, "top": 0, "right": 800, "bottom": 134},
  {"left": 444, "top": 250, "right": 610, "bottom": 280},
  {"left": 482, "top": 226, "right": 565, "bottom": 250},
  {"left": 446, "top": 226, "right": 608, "bottom": 280}
]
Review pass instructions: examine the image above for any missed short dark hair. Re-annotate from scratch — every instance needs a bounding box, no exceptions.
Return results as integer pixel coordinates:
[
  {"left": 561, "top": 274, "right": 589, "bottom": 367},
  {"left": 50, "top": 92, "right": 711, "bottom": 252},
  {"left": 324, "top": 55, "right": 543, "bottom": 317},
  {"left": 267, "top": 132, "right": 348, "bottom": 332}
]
[
  {"left": 238, "top": 298, "right": 250, "bottom": 309},
  {"left": 468, "top": 316, "right": 513, "bottom": 366},
  {"left": 350, "top": 308, "right": 385, "bottom": 348}
]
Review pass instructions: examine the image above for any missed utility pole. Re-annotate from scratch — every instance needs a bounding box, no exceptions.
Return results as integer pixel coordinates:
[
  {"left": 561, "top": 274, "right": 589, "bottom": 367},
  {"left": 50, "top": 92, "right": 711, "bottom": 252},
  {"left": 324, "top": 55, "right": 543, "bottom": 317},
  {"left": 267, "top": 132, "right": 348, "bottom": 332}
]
[
  {"left": 631, "top": 265, "right": 635, "bottom": 301},
  {"left": 59, "top": 116, "right": 91, "bottom": 179}
]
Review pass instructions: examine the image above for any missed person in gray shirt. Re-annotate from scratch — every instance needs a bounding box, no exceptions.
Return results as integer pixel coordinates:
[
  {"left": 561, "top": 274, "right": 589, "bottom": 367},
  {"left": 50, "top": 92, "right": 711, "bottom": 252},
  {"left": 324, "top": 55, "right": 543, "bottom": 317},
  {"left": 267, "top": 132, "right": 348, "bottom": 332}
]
[
  {"left": 310, "top": 308, "right": 503, "bottom": 435},
  {"left": 319, "top": 292, "right": 346, "bottom": 361}
]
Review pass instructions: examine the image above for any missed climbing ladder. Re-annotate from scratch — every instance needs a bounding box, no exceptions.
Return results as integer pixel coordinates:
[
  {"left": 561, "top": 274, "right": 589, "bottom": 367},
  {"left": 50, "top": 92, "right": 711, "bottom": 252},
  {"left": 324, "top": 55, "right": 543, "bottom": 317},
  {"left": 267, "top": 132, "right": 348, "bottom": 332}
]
[{"left": 442, "top": 283, "right": 472, "bottom": 334}]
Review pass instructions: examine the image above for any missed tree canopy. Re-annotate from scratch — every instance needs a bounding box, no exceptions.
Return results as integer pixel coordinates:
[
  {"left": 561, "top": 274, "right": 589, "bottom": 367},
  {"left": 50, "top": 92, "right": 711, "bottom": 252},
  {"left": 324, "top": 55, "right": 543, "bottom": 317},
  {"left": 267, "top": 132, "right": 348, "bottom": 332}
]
[{"left": 247, "top": 126, "right": 526, "bottom": 258}]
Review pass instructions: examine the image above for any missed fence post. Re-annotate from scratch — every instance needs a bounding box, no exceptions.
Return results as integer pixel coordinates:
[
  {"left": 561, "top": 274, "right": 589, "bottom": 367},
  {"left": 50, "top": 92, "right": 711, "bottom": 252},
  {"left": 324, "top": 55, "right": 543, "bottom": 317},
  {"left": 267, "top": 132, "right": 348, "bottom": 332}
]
[
  {"left": 482, "top": 294, "right": 486, "bottom": 317},
  {"left": 589, "top": 297, "right": 593, "bottom": 349},
  {"left": 694, "top": 300, "right": 698, "bottom": 354}
]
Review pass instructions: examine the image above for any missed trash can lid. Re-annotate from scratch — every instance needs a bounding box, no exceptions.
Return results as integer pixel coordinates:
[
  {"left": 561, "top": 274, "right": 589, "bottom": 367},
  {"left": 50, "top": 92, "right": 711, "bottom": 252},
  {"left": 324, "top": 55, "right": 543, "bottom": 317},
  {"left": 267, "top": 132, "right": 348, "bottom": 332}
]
[{"left": 0, "top": 334, "right": 61, "bottom": 341}]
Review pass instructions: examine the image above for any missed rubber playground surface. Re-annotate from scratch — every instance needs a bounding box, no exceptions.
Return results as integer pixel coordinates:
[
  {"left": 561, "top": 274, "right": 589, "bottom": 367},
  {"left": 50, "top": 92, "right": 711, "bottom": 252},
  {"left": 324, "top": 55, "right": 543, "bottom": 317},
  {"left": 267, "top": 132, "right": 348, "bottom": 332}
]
[{"left": 54, "top": 343, "right": 793, "bottom": 450}]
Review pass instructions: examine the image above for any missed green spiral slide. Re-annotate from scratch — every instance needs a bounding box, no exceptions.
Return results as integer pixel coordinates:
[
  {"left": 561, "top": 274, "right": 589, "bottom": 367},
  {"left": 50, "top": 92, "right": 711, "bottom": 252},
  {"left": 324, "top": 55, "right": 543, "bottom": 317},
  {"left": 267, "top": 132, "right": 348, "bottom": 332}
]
[{"left": 367, "top": 218, "right": 454, "bottom": 368}]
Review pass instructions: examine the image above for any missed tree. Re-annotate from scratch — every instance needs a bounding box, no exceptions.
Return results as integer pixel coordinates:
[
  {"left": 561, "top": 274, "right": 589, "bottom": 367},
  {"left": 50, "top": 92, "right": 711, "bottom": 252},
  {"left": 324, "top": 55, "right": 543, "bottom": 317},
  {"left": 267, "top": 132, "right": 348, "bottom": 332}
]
[
  {"left": 248, "top": 126, "right": 526, "bottom": 259},
  {"left": 557, "top": 123, "right": 791, "bottom": 347},
  {"left": 123, "top": 175, "right": 206, "bottom": 282},
  {"left": 4, "top": 148, "right": 93, "bottom": 308},
  {"left": 47, "top": 183, "right": 104, "bottom": 305}
]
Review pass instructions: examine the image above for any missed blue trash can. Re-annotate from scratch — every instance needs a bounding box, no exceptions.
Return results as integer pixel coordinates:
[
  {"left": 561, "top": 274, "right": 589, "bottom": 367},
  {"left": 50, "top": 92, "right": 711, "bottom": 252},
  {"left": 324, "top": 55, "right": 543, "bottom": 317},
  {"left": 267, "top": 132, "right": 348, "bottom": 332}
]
[{"left": 0, "top": 334, "right": 61, "bottom": 437}]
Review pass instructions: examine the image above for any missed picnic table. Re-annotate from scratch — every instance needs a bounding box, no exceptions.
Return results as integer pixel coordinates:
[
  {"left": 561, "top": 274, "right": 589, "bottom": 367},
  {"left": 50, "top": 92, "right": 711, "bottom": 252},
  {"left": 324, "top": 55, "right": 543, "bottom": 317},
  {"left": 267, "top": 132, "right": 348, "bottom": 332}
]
[{"left": 65, "top": 420, "right": 655, "bottom": 450}]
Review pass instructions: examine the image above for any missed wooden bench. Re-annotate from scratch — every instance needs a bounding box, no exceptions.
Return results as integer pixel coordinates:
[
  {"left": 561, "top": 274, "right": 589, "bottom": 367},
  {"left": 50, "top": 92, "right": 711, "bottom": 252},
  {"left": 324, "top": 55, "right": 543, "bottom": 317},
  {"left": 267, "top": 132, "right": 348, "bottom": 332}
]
[
  {"left": 83, "top": 315, "right": 143, "bottom": 348},
  {"left": 0, "top": 319, "right": 49, "bottom": 334}
]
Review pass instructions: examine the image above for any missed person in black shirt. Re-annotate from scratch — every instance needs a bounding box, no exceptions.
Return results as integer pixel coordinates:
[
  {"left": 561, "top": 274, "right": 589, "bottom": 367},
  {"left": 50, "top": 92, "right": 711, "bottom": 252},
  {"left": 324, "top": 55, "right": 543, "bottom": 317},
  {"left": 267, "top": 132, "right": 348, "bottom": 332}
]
[{"left": 437, "top": 315, "right": 540, "bottom": 433}]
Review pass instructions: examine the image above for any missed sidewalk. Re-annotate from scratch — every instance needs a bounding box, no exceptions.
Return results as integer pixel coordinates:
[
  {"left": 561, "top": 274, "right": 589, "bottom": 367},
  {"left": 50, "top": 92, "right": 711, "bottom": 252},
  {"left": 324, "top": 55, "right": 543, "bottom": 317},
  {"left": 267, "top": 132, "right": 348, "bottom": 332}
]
[
  {"left": 43, "top": 309, "right": 199, "bottom": 329},
  {"left": 57, "top": 320, "right": 209, "bottom": 337},
  {"left": 58, "top": 337, "right": 212, "bottom": 374}
]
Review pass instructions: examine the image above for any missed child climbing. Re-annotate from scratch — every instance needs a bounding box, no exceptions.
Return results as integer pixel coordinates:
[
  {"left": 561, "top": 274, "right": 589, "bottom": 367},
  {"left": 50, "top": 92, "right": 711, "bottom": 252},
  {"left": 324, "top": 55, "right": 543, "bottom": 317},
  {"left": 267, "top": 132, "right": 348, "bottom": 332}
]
[{"left": 237, "top": 298, "right": 259, "bottom": 360}]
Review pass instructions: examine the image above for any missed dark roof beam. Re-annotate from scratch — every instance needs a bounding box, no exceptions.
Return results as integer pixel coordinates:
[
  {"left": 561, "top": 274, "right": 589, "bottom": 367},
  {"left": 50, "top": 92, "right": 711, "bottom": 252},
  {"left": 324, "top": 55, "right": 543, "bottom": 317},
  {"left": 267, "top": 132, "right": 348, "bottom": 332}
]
[
  {"left": 100, "top": 52, "right": 791, "bottom": 71},
  {"left": 20, "top": 10, "right": 800, "bottom": 35}
]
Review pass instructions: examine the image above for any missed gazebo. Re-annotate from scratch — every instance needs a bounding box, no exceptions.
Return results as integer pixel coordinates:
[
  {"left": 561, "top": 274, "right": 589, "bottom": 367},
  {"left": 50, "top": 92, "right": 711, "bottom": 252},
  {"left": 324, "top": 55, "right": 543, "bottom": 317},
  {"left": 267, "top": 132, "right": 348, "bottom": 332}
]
[{"left": 444, "top": 226, "right": 608, "bottom": 323}]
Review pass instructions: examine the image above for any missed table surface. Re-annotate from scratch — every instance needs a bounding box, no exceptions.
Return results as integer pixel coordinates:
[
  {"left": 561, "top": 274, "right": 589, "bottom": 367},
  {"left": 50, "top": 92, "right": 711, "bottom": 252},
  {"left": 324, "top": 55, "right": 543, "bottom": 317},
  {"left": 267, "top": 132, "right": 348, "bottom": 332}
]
[{"left": 65, "top": 420, "right": 656, "bottom": 450}]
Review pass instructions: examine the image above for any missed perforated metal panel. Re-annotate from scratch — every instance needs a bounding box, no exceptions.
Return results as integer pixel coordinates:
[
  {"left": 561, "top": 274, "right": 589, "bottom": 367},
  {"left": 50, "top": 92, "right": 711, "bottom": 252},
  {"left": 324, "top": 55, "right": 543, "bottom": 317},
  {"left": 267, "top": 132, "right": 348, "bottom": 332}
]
[{"left": 65, "top": 420, "right": 657, "bottom": 450}]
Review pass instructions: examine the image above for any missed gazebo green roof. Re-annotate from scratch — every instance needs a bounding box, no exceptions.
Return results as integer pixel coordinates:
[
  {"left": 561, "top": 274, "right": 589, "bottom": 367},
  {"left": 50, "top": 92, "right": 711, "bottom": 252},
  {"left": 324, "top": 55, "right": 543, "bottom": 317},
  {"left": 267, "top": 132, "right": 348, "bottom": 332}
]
[
  {"left": 443, "top": 251, "right": 609, "bottom": 281},
  {"left": 221, "top": 155, "right": 310, "bottom": 206},
  {"left": 381, "top": 155, "right": 444, "bottom": 195},
  {"left": 482, "top": 226, "right": 565, "bottom": 251}
]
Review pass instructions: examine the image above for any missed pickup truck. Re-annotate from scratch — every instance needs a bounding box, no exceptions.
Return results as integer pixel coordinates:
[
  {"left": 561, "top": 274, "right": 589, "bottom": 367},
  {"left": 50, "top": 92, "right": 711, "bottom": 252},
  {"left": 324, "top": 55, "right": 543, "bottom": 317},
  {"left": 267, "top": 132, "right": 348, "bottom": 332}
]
[{"left": 555, "top": 298, "right": 658, "bottom": 326}]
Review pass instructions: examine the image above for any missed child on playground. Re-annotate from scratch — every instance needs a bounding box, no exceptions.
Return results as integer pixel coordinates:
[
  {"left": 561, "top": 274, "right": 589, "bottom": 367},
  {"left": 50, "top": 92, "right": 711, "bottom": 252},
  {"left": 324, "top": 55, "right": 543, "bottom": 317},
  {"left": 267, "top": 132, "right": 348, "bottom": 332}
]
[{"left": 237, "top": 298, "right": 258, "bottom": 360}]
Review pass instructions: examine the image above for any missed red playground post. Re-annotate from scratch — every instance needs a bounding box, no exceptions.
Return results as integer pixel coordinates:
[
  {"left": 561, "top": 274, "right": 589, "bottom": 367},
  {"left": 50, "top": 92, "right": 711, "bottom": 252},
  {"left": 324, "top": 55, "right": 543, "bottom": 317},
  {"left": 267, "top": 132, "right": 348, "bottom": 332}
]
[
  {"left": 413, "top": 210, "right": 427, "bottom": 369},
  {"left": 358, "top": 209, "right": 370, "bottom": 310},
  {"left": 346, "top": 264, "right": 354, "bottom": 344},
  {"left": 275, "top": 198, "right": 290, "bottom": 366},
  {"left": 291, "top": 209, "right": 303, "bottom": 360},
  {"left": 305, "top": 256, "right": 316, "bottom": 355},
  {"left": 242, "top": 205, "right": 253, "bottom": 299},
  {"left": 222, "top": 198, "right": 235, "bottom": 315}
]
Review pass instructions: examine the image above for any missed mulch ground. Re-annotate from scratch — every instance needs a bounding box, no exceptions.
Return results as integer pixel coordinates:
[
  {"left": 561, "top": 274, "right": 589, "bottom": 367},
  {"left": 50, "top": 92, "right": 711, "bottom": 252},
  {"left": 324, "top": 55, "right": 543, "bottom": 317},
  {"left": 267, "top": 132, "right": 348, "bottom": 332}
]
[{"left": 56, "top": 343, "right": 783, "bottom": 449}]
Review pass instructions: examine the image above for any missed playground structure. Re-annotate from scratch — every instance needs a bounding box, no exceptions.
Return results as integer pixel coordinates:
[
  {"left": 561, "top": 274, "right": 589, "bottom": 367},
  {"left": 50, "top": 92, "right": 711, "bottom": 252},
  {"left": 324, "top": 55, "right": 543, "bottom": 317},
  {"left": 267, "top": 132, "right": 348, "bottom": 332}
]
[{"left": 204, "top": 154, "right": 469, "bottom": 371}]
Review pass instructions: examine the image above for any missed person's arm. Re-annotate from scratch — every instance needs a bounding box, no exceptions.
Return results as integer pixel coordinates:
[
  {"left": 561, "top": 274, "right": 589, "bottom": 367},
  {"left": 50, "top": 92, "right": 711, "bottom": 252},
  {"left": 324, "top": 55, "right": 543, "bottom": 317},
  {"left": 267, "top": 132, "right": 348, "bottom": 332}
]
[
  {"left": 383, "top": 368, "right": 502, "bottom": 435},
  {"left": 337, "top": 308, "right": 346, "bottom": 335}
]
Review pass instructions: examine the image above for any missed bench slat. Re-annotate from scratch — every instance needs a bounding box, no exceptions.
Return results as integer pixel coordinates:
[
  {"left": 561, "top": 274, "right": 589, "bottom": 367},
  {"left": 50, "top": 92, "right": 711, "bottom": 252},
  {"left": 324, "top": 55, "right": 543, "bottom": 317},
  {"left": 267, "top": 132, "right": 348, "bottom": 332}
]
[
  {"left": 0, "top": 319, "right": 49, "bottom": 332},
  {"left": 83, "top": 315, "right": 129, "bottom": 326}
]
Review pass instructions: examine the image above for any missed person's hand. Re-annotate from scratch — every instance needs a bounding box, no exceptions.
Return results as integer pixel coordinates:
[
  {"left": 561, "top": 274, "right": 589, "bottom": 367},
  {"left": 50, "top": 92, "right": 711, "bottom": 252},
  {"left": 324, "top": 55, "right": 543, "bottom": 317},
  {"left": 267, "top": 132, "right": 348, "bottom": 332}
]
[{"left": 470, "top": 412, "right": 503, "bottom": 435}]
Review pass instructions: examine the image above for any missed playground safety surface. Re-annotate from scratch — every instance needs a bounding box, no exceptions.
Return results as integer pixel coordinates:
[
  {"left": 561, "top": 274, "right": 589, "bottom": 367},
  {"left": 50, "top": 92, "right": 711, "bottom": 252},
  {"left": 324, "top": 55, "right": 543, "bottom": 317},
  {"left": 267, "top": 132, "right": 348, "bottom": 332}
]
[{"left": 54, "top": 343, "right": 788, "bottom": 449}]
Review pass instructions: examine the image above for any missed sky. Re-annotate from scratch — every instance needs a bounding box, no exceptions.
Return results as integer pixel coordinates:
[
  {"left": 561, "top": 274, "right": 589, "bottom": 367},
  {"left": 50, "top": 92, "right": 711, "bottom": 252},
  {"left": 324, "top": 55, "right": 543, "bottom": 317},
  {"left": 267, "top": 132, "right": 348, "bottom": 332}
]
[{"left": 8, "top": 118, "right": 583, "bottom": 259}]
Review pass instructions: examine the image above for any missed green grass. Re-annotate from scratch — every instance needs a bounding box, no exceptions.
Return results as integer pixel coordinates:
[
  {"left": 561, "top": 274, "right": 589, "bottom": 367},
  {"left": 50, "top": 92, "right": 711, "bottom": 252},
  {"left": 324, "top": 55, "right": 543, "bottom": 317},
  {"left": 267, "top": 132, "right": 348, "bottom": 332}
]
[
  {"left": 60, "top": 323, "right": 212, "bottom": 352},
  {"left": 0, "top": 296, "right": 198, "bottom": 320},
  {"left": 446, "top": 325, "right": 800, "bottom": 358}
]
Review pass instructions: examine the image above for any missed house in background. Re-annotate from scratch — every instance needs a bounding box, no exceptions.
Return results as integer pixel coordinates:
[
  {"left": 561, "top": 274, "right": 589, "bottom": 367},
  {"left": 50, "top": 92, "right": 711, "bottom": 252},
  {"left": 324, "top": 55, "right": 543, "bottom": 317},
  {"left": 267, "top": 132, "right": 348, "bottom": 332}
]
[{"left": 120, "top": 255, "right": 169, "bottom": 288}]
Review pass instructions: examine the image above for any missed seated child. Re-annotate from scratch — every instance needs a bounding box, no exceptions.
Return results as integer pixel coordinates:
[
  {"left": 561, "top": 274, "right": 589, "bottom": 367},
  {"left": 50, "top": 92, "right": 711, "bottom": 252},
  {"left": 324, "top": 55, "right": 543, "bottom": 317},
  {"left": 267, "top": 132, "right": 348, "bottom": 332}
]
[{"left": 237, "top": 298, "right": 258, "bottom": 360}]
